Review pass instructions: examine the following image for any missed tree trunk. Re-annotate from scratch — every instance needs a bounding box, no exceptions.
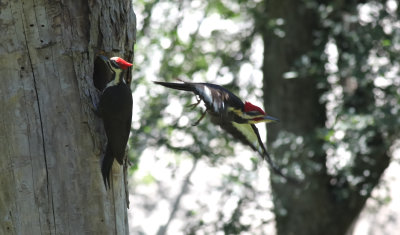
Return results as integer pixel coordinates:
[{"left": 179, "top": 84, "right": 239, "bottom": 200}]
[
  {"left": 0, "top": 1, "right": 135, "bottom": 234},
  {"left": 262, "top": 1, "right": 391, "bottom": 235},
  {"left": 262, "top": 2, "right": 331, "bottom": 234}
]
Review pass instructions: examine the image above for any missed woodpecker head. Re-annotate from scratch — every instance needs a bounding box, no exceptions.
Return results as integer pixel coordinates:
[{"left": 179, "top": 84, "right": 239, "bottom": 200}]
[
  {"left": 97, "top": 55, "right": 133, "bottom": 86},
  {"left": 98, "top": 55, "right": 133, "bottom": 71},
  {"left": 108, "top": 57, "right": 133, "bottom": 71},
  {"left": 242, "top": 101, "right": 279, "bottom": 124}
]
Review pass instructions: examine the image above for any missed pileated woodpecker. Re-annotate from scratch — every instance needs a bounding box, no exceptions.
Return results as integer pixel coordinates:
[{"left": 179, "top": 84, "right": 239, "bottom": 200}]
[
  {"left": 95, "top": 55, "right": 133, "bottom": 189},
  {"left": 154, "top": 81, "right": 298, "bottom": 183}
]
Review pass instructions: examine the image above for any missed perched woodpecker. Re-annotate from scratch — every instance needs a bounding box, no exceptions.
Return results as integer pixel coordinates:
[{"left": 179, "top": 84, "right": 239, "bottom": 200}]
[
  {"left": 95, "top": 55, "right": 133, "bottom": 189},
  {"left": 154, "top": 80, "right": 298, "bottom": 183}
]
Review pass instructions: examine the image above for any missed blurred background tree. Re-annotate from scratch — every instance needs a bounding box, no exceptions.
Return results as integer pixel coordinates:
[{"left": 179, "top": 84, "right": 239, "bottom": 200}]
[{"left": 128, "top": 0, "right": 400, "bottom": 234}]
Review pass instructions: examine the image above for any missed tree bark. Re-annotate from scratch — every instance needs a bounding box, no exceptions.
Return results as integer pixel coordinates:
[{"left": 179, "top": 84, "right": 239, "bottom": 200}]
[
  {"left": 262, "top": 2, "right": 331, "bottom": 234},
  {"left": 0, "top": 0, "right": 135, "bottom": 234},
  {"left": 262, "top": 1, "right": 391, "bottom": 235}
]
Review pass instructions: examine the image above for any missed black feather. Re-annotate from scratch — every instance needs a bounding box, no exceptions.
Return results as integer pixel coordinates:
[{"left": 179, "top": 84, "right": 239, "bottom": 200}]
[
  {"left": 101, "top": 146, "right": 114, "bottom": 189},
  {"left": 153, "top": 81, "right": 195, "bottom": 92},
  {"left": 155, "top": 81, "right": 301, "bottom": 184},
  {"left": 98, "top": 82, "right": 132, "bottom": 190}
]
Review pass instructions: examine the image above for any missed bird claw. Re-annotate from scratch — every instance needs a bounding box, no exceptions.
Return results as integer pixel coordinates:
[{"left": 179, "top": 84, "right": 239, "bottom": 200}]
[
  {"left": 186, "top": 96, "right": 201, "bottom": 110},
  {"left": 192, "top": 109, "right": 208, "bottom": 126}
]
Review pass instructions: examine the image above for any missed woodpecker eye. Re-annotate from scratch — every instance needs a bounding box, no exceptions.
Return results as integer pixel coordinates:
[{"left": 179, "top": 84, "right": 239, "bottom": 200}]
[
  {"left": 246, "top": 110, "right": 263, "bottom": 116},
  {"left": 110, "top": 60, "right": 120, "bottom": 69}
]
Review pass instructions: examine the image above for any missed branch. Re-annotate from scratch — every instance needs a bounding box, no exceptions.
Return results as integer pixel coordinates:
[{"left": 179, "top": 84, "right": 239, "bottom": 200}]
[{"left": 156, "top": 158, "right": 199, "bottom": 235}]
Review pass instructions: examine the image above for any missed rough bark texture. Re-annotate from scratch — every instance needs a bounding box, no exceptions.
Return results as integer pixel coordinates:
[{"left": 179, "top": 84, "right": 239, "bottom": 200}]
[
  {"left": 0, "top": 0, "right": 135, "bottom": 234},
  {"left": 262, "top": 1, "right": 330, "bottom": 233},
  {"left": 262, "top": 1, "right": 391, "bottom": 235}
]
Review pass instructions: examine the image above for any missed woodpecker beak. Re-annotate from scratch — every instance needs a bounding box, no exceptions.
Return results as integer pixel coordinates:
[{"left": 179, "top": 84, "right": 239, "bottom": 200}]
[
  {"left": 248, "top": 115, "right": 279, "bottom": 124},
  {"left": 263, "top": 115, "right": 279, "bottom": 122}
]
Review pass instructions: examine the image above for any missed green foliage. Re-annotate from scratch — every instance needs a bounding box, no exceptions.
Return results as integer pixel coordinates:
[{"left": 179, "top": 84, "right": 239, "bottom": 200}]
[
  {"left": 130, "top": 0, "right": 400, "bottom": 234},
  {"left": 131, "top": 0, "right": 264, "bottom": 168}
]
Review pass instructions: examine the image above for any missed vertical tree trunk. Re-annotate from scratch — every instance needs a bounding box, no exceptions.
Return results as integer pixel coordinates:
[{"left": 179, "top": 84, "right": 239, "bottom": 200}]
[
  {"left": 0, "top": 1, "right": 135, "bottom": 234},
  {"left": 262, "top": 2, "right": 332, "bottom": 234},
  {"left": 262, "top": 0, "right": 391, "bottom": 235}
]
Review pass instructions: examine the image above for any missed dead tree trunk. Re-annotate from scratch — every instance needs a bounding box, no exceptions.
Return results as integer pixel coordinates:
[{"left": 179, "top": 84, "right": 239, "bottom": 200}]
[{"left": 0, "top": 1, "right": 136, "bottom": 234}]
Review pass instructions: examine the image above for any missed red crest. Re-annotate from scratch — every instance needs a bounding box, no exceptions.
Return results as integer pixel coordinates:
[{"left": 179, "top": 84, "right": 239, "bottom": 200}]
[
  {"left": 244, "top": 101, "right": 266, "bottom": 115},
  {"left": 111, "top": 57, "right": 133, "bottom": 70}
]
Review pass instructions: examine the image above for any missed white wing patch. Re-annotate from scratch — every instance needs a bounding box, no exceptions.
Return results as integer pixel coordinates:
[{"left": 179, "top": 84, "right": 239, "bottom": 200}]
[
  {"left": 213, "top": 100, "right": 219, "bottom": 112},
  {"left": 202, "top": 86, "right": 213, "bottom": 104}
]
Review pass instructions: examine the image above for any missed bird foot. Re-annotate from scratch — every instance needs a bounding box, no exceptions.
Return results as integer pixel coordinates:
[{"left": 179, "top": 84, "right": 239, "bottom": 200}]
[
  {"left": 186, "top": 96, "right": 202, "bottom": 110},
  {"left": 192, "top": 109, "right": 208, "bottom": 126}
]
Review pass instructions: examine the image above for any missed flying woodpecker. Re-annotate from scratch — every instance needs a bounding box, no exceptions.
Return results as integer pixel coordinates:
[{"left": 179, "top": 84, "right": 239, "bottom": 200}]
[
  {"left": 154, "top": 80, "right": 298, "bottom": 183},
  {"left": 94, "top": 55, "right": 133, "bottom": 189}
]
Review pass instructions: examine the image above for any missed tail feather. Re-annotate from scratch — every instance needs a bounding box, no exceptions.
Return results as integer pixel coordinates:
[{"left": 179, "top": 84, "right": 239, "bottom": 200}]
[
  {"left": 260, "top": 150, "right": 302, "bottom": 185},
  {"left": 153, "top": 81, "right": 194, "bottom": 92},
  {"left": 101, "top": 146, "right": 114, "bottom": 190},
  {"left": 250, "top": 125, "right": 302, "bottom": 185}
]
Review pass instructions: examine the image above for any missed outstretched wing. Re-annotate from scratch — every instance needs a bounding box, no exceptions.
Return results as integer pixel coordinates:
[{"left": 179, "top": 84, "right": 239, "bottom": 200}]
[
  {"left": 154, "top": 81, "right": 244, "bottom": 114},
  {"left": 154, "top": 81, "right": 300, "bottom": 184}
]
